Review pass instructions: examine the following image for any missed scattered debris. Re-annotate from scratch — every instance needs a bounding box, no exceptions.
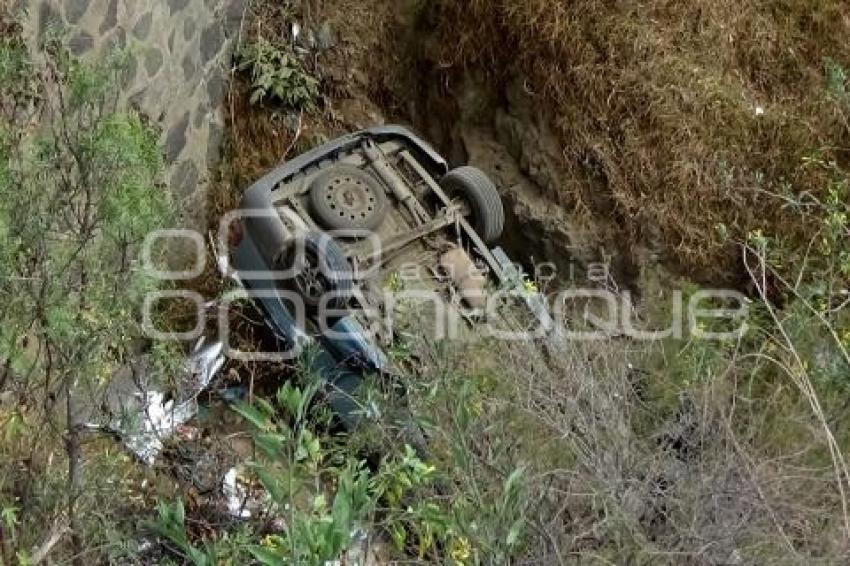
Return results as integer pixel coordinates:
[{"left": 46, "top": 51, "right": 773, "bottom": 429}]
[
  {"left": 222, "top": 467, "right": 252, "bottom": 518},
  {"left": 120, "top": 337, "right": 225, "bottom": 465},
  {"left": 342, "top": 528, "right": 391, "bottom": 566},
  {"left": 316, "top": 21, "right": 336, "bottom": 51},
  {"left": 222, "top": 466, "right": 270, "bottom": 519}
]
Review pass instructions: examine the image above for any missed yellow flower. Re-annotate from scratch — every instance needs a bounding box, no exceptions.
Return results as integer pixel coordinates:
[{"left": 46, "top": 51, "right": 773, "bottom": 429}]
[
  {"left": 261, "top": 535, "right": 282, "bottom": 549},
  {"left": 471, "top": 399, "right": 484, "bottom": 417},
  {"left": 841, "top": 329, "right": 850, "bottom": 349},
  {"left": 387, "top": 272, "right": 403, "bottom": 292},
  {"left": 450, "top": 536, "right": 471, "bottom": 564},
  {"left": 523, "top": 279, "right": 538, "bottom": 295}
]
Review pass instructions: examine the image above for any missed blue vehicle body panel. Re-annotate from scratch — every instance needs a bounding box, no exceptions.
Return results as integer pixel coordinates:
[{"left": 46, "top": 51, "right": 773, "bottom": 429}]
[
  {"left": 235, "top": 231, "right": 381, "bottom": 428},
  {"left": 233, "top": 127, "right": 433, "bottom": 426},
  {"left": 325, "top": 317, "right": 387, "bottom": 370},
  {"left": 233, "top": 230, "right": 307, "bottom": 347},
  {"left": 235, "top": 232, "right": 386, "bottom": 373}
]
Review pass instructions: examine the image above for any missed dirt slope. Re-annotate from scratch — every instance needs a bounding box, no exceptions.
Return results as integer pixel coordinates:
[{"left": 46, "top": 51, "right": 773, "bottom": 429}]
[{"left": 405, "top": 1, "right": 850, "bottom": 284}]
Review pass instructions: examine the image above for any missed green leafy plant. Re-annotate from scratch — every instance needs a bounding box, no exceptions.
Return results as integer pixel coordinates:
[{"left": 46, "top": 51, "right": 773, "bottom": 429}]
[
  {"left": 153, "top": 500, "right": 259, "bottom": 565},
  {"left": 825, "top": 59, "right": 849, "bottom": 105},
  {"left": 0, "top": 29, "right": 177, "bottom": 562},
  {"left": 155, "top": 359, "right": 484, "bottom": 565},
  {"left": 233, "top": 378, "right": 378, "bottom": 564},
  {"left": 153, "top": 501, "right": 217, "bottom": 566},
  {"left": 237, "top": 36, "right": 318, "bottom": 108}
]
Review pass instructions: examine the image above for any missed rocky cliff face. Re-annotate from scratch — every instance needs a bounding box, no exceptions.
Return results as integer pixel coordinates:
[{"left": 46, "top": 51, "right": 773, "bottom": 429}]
[
  {"left": 21, "top": 0, "right": 244, "bottom": 223},
  {"left": 404, "top": 71, "right": 640, "bottom": 287}
]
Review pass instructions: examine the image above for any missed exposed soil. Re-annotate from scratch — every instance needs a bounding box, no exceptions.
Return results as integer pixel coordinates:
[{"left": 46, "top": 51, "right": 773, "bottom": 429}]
[
  {"left": 221, "top": 0, "right": 647, "bottom": 293},
  {"left": 288, "top": 0, "right": 850, "bottom": 293}
]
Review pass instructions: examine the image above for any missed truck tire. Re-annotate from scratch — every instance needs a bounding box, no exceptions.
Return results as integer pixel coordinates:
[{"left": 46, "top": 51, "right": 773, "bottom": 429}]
[
  {"left": 283, "top": 232, "right": 353, "bottom": 310},
  {"left": 309, "top": 165, "right": 388, "bottom": 233},
  {"left": 439, "top": 166, "right": 504, "bottom": 244}
]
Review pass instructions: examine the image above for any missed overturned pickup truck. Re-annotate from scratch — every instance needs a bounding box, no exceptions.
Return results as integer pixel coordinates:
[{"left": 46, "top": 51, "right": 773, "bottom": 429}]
[{"left": 227, "top": 125, "right": 555, "bottom": 426}]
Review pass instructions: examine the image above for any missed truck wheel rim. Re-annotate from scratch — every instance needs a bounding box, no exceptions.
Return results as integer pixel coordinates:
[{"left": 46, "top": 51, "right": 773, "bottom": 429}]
[{"left": 319, "top": 176, "right": 377, "bottom": 222}]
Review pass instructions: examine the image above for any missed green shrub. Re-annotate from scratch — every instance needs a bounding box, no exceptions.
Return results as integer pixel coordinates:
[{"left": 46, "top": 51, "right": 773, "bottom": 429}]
[
  {"left": 237, "top": 36, "right": 318, "bottom": 108},
  {"left": 0, "top": 31, "right": 177, "bottom": 563}
]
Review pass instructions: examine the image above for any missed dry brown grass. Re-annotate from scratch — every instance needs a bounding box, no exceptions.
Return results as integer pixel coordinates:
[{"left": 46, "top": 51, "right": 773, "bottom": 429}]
[
  {"left": 428, "top": 332, "right": 850, "bottom": 562},
  {"left": 379, "top": 327, "right": 836, "bottom": 562},
  {"left": 427, "top": 0, "right": 850, "bottom": 282}
]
